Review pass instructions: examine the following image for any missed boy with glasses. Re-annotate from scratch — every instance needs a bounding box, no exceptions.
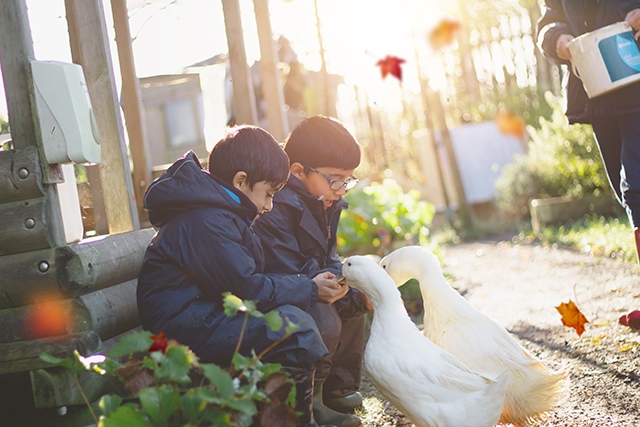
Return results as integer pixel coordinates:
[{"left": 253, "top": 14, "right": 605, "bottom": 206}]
[{"left": 255, "top": 116, "right": 368, "bottom": 427}]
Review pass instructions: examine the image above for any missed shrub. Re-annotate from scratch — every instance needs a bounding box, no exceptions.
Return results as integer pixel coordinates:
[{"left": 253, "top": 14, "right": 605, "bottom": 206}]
[
  {"left": 495, "top": 92, "right": 612, "bottom": 220},
  {"left": 40, "top": 293, "right": 300, "bottom": 427},
  {"left": 338, "top": 178, "right": 436, "bottom": 256}
]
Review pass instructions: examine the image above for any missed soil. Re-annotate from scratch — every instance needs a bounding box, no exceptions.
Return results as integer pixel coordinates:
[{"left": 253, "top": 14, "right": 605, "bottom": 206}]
[{"left": 358, "top": 235, "right": 640, "bottom": 427}]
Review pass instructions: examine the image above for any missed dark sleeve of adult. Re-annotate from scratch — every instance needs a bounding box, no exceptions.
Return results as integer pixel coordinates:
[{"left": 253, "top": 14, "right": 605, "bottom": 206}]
[
  {"left": 254, "top": 204, "right": 324, "bottom": 276},
  {"left": 536, "top": 0, "right": 572, "bottom": 65},
  {"left": 175, "top": 210, "right": 317, "bottom": 313}
]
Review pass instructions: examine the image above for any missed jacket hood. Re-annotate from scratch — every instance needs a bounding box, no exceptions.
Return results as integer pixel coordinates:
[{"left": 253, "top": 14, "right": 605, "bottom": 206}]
[{"left": 144, "top": 151, "right": 258, "bottom": 227}]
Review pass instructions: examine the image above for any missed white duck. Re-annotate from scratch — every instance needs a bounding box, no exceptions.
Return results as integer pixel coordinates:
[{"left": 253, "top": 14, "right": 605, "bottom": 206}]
[
  {"left": 380, "top": 246, "right": 567, "bottom": 426},
  {"left": 342, "top": 255, "right": 507, "bottom": 427}
]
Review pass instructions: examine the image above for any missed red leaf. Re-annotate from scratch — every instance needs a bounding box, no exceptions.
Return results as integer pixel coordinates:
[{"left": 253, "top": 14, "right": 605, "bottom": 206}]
[
  {"left": 556, "top": 300, "right": 589, "bottom": 336},
  {"left": 619, "top": 310, "right": 640, "bottom": 329},
  {"left": 149, "top": 331, "right": 169, "bottom": 353},
  {"left": 376, "top": 55, "right": 406, "bottom": 81},
  {"left": 429, "top": 18, "right": 460, "bottom": 50}
]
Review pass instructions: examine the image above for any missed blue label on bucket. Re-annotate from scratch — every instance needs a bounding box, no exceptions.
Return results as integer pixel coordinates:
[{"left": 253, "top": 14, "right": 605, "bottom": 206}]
[{"left": 599, "top": 32, "right": 640, "bottom": 82}]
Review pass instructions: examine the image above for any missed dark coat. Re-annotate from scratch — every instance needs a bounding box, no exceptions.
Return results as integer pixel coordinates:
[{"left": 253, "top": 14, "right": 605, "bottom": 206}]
[
  {"left": 254, "top": 176, "right": 369, "bottom": 318},
  {"left": 537, "top": 0, "right": 640, "bottom": 123},
  {"left": 137, "top": 152, "right": 326, "bottom": 367}
]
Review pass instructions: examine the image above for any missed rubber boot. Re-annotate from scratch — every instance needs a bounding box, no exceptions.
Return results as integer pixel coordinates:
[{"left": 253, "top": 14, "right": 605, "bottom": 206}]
[
  {"left": 635, "top": 228, "right": 640, "bottom": 267},
  {"left": 313, "top": 378, "right": 361, "bottom": 427},
  {"left": 323, "top": 392, "right": 363, "bottom": 413},
  {"left": 292, "top": 369, "right": 336, "bottom": 427}
]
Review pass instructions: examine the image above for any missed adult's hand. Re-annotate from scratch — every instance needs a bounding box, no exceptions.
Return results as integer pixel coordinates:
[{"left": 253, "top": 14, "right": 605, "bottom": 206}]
[
  {"left": 556, "top": 33, "right": 574, "bottom": 60},
  {"left": 313, "top": 272, "right": 349, "bottom": 304},
  {"left": 626, "top": 8, "right": 640, "bottom": 40}
]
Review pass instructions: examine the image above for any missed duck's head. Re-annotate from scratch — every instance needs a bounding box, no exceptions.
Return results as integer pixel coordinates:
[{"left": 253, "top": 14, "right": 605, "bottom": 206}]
[
  {"left": 342, "top": 255, "right": 397, "bottom": 302},
  {"left": 380, "top": 245, "right": 440, "bottom": 287}
]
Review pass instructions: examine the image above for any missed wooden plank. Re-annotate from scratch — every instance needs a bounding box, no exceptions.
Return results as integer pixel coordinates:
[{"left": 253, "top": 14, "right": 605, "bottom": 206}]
[
  {"left": 30, "top": 327, "right": 139, "bottom": 408},
  {"left": 0, "top": 146, "right": 44, "bottom": 204},
  {"left": 0, "top": 0, "right": 38, "bottom": 150},
  {"left": 0, "top": 298, "right": 90, "bottom": 344},
  {"left": 111, "top": 0, "right": 152, "bottom": 224},
  {"left": 76, "top": 279, "right": 139, "bottom": 340},
  {"left": 56, "top": 228, "right": 154, "bottom": 296},
  {"left": 221, "top": 0, "right": 258, "bottom": 125},
  {"left": 64, "top": 0, "right": 140, "bottom": 234},
  {"left": 0, "top": 248, "right": 64, "bottom": 309},
  {"left": 0, "top": 331, "right": 101, "bottom": 375},
  {"left": 0, "top": 0, "right": 67, "bottom": 248},
  {"left": 253, "top": 0, "right": 288, "bottom": 141},
  {"left": 0, "top": 197, "right": 50, "bottom": 256}
]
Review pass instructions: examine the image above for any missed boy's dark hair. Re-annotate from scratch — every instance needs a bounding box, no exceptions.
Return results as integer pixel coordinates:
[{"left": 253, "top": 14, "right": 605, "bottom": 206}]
[
  {"left": 208, "top": 125, "right": 290, "bottom": 188},
  {"left": 283, "top": 116, "right": 361, "bottom": 170}
]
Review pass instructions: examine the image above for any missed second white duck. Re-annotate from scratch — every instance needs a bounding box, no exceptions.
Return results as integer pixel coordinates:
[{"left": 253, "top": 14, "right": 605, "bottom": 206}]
[{"left": 380, "top": 245, "right": 567, "bottom": 426}]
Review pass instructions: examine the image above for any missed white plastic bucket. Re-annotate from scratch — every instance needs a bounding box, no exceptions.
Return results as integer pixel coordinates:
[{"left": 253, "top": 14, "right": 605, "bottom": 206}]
[{"left": 567, "top": 21, "right": 640, "bottom": 98}]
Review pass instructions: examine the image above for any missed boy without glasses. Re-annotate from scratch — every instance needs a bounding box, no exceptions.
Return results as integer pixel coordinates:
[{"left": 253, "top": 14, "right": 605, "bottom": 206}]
[
  {"left": 137, "top": 125, "right": 349, "bottom": 427},
  {"left": 255, "top": 116, "right": 369, "bottom": 427}
]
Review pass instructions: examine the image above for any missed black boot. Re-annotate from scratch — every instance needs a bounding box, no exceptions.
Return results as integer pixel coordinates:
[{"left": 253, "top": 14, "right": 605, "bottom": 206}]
[
  {"left": 292, "top": 368, "right": 337, "bottom": 427},
  {"left": 313, "top": 378, "right": 361, "bottom": 427}
]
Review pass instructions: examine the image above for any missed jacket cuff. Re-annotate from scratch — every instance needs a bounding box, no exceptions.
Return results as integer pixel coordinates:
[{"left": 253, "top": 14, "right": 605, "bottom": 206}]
[
  {"left": 538, "top": 22, "right": 572, "bottom": 65},
  {"left": 309, "top": 280, "right": 319, "bottom": 306}
]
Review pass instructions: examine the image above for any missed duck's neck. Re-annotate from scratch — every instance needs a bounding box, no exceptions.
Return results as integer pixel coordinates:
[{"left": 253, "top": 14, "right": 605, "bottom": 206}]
[
  {"left": 416, "top": 264, "right": 468, "bottom": 312},
  {"left": 370, "top": 289, "right": 417, "bottom": 328}
]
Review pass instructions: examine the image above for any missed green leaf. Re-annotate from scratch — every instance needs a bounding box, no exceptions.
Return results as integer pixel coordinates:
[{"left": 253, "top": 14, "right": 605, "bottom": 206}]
[
  {"left": 222, "top": 293, "right": 245, "bottom": 317},
  {"left": 95, "top": 358, "right": 122, "bottom": 376},
  {"left": 155, "top": 345, "right": 193, "bottom": 383},
  {"left": 38, "top": 353, "right": 82, "bottom": 373},
  {"left": 225, "top": 397, "right": 257, "bottom": 416},
  {"left": 138, "top": 384, "right": 180, "bottom": 425},
  {"left": 180, "top": 389, "right": 206, "bottom": 422},
  {"left": 231, "top": 352, "right": 252, "bottom": 372},
  {"left": 261, "top": 363, "right": 283, "bottom": 378},
  {"left": 200, "top": 408, "right": 235, "bottom": 426},
  {"left": 98, "top": 394, "right": 122, "bottom": 418},
  {"left": 263, "top": 310, "right": 283, "bottom": 332},
  {"left": 201, "top": 363, "right": 236, "bottom": 399},
  {"left": 39, "top": 353, "right": 65, "bottom": 365},
  {"left": 284, "top": 318, "right": 300, "bottom": 335},
  {"left": 98, "top": 404, "right": 149, "bottom": 427},
  {"left": 109, "top": 331, "right": 153, "bottom": 358}
]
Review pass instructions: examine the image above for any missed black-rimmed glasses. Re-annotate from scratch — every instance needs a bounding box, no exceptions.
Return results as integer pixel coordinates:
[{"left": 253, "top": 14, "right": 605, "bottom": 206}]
[{"left": 307, "top": 166, "right": 359, "bottom": 191}]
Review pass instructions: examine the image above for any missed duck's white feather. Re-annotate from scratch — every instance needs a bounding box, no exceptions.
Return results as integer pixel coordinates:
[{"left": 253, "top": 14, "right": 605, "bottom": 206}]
[
  {"left": 380, "top": 246, "right": 567, "bottom": 425},
  {"left": 343, "top": 255, "right": 507, "bottom": 427}
]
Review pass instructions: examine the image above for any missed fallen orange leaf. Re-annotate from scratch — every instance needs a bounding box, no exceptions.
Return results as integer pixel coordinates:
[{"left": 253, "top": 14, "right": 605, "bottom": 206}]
[
  {"left": 556, "top": 300, "right": 589, "bottom": 336},
  {"left": 494, "top": 110, "right": 526, "bottom": 139}
]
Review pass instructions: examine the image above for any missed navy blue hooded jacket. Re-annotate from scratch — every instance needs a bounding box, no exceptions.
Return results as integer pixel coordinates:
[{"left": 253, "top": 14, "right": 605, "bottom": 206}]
[
  {"left": 537, "top": 0, "right": 640, "bottom": 123},
  {"left": 137, "top": 152, "right": 324, "bottom": 362},
  {"left": 254, "top": 176, "right": 369, "bottom": 318}
]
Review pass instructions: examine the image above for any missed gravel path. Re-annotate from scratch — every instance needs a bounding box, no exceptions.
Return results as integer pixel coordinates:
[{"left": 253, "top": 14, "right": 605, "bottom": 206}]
[{"left": 359, "top": 238, "right": 640, "bottom": 427}]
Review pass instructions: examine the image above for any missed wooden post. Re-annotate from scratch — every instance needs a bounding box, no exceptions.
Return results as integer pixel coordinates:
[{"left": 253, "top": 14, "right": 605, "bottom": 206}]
[
  {"left": 222, "top": 0, "right": 258, "bottom": 125},
  {"left": 65, "top": 0, "right": 140, "bottom": 234},
  {"left": 253, "top": 0, "right": 288, "bottom": 141},
  {"left": 428, "top": 90, "right": 473, "bottom": 229},
  {"left": 111, "top": 0, "right": 153, "bottom": 223},
  {"left": 313, "top": 0, "right": 335, "bottom": 117},
  {"left": 0, "top": 0, "right": 66, "bottom": 247}
]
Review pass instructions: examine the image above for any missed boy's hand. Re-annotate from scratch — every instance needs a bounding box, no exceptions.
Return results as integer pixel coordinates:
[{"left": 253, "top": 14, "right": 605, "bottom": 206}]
[{"left": 312, "top": 272, "right": 349, "bottom": 304}]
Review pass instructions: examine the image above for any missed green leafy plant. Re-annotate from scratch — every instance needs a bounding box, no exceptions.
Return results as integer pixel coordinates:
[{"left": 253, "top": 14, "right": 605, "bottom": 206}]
[
  {"left": 338, "top": 178, "right": 436, "bottom": 256},
  {"left": 495, "top": 92, "right": 612, "bottom": 220},
  {"left": 40, "top": 293, "right": 300, "bottom": 427}
]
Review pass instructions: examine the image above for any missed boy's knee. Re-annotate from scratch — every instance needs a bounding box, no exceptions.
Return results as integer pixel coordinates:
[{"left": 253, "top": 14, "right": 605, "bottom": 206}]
[{"left": 266, "top": 305, "right": 328, "bottom": 369}]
